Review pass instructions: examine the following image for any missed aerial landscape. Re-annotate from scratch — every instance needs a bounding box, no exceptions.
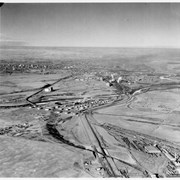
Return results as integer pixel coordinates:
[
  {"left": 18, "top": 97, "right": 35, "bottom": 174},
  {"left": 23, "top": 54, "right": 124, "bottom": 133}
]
[{"left": 0, "top": 3, "right": 180, "bottom": 178}]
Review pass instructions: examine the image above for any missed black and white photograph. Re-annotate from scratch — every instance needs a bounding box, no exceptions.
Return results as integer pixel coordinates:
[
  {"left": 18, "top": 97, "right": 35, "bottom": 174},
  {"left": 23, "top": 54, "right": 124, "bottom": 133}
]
[{"left": 0, "top": 2, "right": 180, "bottom": 178}]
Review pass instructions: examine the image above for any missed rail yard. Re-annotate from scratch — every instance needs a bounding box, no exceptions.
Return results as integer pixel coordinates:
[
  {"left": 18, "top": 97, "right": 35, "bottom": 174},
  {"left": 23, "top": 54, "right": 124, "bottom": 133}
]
[{"left": 1, "top": 47, "right": 180, "bottom": 177}]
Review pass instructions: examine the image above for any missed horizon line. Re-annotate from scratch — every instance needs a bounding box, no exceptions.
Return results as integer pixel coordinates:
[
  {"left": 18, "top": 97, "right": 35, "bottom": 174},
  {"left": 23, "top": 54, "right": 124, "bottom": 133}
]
[{"left": 1, "top": 44, "right": 180, "bottom": 49}]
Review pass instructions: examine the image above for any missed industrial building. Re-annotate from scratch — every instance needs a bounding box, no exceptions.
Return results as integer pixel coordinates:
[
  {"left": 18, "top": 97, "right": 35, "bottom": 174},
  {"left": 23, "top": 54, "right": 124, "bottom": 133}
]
[
  {"left": 44, "top": 87, "right": 53, "bottom": 93},
  {"left": 145, "top": 145, "right": 161, "bottom": 154}
]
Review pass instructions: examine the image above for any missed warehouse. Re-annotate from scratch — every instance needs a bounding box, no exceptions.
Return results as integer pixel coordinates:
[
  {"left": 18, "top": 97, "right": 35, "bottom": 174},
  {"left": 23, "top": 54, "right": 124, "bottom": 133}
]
[{"left": 145, "top": 145, "right": 161, "bottom": 154}]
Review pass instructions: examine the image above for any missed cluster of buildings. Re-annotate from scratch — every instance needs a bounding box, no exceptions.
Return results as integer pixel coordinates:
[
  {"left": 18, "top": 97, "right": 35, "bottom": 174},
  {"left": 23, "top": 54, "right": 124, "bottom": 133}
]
[
  {"left": 64, "top": 65, "right": 75, "bottom": 69},
  {"left": 33, "top": 97, "right": 114, "bottom": 117},
  {"left": 0, "top": 123, "right": 33, "bottom": 137},
  {"left": 104, "top": 73, "right": 164, "bottom": 87},
  {"left": 104, "top": 74, "right": 131, "bottom": 87},
  {"left": 142, "top": 145, "right": 180, "bottom": 176},
  {"left": 1, "top": 62, "right": 48, "bottom": 71},
  {"left": 121, "top": 136, "right": 162, "bottom": 156},
  {"left": 55, "top": 98, "right": 112, "bottom": 114},
  {"left": 137, "top": 142, "right": 180, "bottom": 169},
  {"left": 166, "top": 162, "right": 180, "bottom": 176},
  {"left": 161, "top": 148, "right": 180, "bottom": 175},
  {"left": 75, "top": 76, "right": 102, "bottom": 82},
  {"left": 122, "top": 136, "right": 180, "bottom": 176},
  {"left": 0, "top": 61, "right": 66, "bottom": 74}
]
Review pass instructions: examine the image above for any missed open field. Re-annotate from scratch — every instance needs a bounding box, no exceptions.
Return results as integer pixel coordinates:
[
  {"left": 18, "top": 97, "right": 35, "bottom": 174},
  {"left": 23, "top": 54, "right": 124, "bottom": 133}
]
[
  {"left": 0, "top": 47, "right": 180, "bottom": 177},
  {"left": 93, "top": 89, "right": 180, "bottom": 144}
]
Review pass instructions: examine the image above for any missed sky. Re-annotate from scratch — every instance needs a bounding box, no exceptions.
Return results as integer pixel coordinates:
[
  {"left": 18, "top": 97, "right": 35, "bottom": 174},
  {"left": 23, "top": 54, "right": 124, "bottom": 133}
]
[{"left": 0, "top": 3, "right": 180, "bottom": 47}]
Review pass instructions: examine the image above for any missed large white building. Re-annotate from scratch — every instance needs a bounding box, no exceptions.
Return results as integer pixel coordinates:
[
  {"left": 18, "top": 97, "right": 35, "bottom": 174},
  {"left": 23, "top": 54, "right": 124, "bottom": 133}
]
[
  {"left": 44, "top": 87, "right": 53, "bottom": 92},
  {"left": 145, "top": 145, "right": 161, "bottom": 154}
]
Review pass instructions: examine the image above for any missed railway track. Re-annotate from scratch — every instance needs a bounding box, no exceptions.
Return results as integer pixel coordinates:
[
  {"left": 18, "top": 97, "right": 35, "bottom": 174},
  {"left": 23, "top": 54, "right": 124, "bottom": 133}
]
[
  {"left": 83, "top": 113, "right": 124, "bottom": 177},
  {"left": 44, "top": 114, "right": 146, "bottom": 177},
  {"left": 2, "top": 74, "right": 180, "bottom": 177}
]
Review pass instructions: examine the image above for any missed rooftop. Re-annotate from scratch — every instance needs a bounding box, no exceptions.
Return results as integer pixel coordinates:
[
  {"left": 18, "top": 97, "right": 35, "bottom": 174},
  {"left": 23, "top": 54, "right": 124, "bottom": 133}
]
[{"left": 145, "top": 145, "right": 161, "bottom": 154}]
